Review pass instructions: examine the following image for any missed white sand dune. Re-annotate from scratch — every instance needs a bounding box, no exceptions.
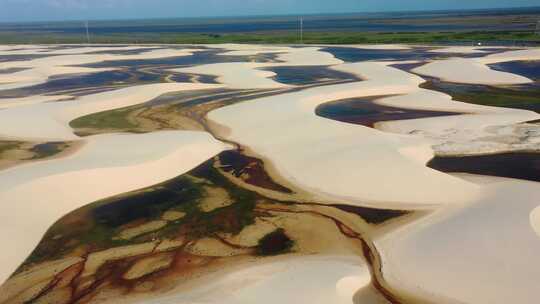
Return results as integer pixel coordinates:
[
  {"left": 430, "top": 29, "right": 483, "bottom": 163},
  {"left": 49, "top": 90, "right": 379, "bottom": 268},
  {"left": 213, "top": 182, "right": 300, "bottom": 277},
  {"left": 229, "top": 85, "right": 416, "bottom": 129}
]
[
  {"left": 0, "top": 131, "right": 230, "bottom": 284},
  {"left": 0, "top": 48, "right": 202, "bottom": 90},
  {"left": 208, "top": 62, "right": 482, "bottom": 207},
  {"left": 413, "top": 48, "right": 540, "bottom": 85},
  {"left": 206, "top": 49, "right": 538, "bottom": 207},
  {"left": 146, "top": 255, "right": 371, "bottom": 304},
  {"left": 202, "top": 44, "right": 540, "bottom": 303},
  {"left": 0, "top": 83, "right": 224, "bottom": 141},
  {"left": 414, "top": 58, "right": 532, "bottom": 85},
  {"left": 378, "top": 177, "right": 540, "bottom": 304}
]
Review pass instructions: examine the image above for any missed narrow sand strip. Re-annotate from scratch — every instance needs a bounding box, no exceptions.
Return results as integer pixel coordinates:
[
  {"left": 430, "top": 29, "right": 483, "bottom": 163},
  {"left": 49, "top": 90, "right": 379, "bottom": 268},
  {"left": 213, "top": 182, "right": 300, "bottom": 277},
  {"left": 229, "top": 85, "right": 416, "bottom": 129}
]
[{"left": 0, "top": 131, "right": 230, "bottom": 284}]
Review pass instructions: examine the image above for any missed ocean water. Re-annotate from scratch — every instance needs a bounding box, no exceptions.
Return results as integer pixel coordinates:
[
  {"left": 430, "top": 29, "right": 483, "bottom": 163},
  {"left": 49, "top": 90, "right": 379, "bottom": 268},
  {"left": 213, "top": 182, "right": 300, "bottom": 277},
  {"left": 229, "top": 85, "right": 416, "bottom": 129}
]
[{"left": 0, "top": 7, "right": 538, "bottom": 35}]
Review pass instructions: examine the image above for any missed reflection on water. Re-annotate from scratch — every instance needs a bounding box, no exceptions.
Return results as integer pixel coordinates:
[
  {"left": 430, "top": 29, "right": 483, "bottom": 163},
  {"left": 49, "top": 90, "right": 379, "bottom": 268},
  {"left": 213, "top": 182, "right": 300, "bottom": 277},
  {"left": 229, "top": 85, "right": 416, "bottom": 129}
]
[
  {"left": 323, "top": 46, "right": 507, "bottom": 63},
  {"left": 489, "top": 60, "right": 540, "bottom": 81},
  {"left": 84, "top": 50, "right": 280, "bottom": 69},
  {"left": 316, "top": 96, "right": 460, "bottom": 127},
  {"left": 262, "top": 65, "right": 361, "bottom": 85},
  {"left": 0, "top": 67, "right": 221, "bottom": 98},
  {"left": 322, "top": 47, "right": 434, "bottom": 62}
]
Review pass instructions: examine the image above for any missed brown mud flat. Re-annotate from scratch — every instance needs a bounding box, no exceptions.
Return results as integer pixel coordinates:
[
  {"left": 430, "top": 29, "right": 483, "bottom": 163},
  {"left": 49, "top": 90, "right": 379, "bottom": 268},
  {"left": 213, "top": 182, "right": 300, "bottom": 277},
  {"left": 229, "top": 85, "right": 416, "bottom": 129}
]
[
  {"left": 428, "top": 152, "right": 540, "bottom": 182},
  {"left": 1, "top": 151, "right": 418, "bottom": 304},
  {"left": 316, "top": 95, "right": 460, "bottom": 127}
]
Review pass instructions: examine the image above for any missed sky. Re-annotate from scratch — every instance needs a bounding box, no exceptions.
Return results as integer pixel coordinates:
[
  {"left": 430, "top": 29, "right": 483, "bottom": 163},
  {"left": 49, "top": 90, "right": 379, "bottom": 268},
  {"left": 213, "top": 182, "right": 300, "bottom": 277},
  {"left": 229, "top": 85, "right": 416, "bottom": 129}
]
[{"left": 0, "top": 0, "right": 539, "bottom": 22}]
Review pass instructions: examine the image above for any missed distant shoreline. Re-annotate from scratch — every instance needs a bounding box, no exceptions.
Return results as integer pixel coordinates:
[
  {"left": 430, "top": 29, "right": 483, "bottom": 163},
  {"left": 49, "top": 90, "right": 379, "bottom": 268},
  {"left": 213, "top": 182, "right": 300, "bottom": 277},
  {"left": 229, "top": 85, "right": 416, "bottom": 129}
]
[{"left": 0, "top": 31, "right": 538, "bottom": 46}]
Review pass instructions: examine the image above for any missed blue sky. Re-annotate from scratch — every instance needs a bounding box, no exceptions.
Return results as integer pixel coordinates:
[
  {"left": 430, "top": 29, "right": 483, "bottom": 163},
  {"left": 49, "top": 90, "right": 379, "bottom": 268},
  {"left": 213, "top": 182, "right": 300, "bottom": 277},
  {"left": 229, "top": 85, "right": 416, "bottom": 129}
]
[{"left": 1, "top": 0, "right": 539, "bottom": 22}]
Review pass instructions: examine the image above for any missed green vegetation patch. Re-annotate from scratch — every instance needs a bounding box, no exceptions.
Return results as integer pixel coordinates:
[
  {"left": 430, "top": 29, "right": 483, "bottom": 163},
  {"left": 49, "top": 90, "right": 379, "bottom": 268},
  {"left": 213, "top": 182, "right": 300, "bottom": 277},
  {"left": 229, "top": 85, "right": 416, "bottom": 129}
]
[
  {"left": 70, "top": 105, "right": 140, "bottom": 130},
  {"left": 0, "top": 30, "right": 539, "bottom": 45}
]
